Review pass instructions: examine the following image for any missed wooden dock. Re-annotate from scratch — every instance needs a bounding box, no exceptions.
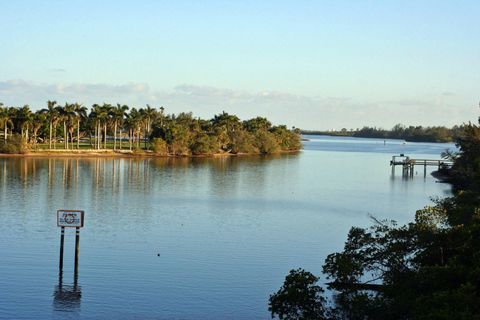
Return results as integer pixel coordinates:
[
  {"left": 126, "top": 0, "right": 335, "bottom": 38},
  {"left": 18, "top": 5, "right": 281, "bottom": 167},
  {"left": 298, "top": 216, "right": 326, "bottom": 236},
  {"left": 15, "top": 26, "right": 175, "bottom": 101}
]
[{"left": 390, "top": 155, "right": 453, "bottom": 177}]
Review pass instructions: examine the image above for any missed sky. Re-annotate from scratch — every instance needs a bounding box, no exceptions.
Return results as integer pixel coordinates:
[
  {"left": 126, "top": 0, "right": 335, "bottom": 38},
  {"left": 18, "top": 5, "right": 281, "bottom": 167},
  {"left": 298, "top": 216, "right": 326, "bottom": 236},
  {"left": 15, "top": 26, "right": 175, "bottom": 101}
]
[{"left": 0, "top": 0, "right": 479, "bottom": 130}]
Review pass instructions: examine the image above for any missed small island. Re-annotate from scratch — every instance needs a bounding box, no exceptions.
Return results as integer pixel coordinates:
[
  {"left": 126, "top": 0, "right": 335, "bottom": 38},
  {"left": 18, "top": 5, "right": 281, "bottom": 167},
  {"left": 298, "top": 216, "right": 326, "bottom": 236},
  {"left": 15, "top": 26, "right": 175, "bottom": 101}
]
[{"left": 0, "top": 101, "right": 302, "bottom": 157}]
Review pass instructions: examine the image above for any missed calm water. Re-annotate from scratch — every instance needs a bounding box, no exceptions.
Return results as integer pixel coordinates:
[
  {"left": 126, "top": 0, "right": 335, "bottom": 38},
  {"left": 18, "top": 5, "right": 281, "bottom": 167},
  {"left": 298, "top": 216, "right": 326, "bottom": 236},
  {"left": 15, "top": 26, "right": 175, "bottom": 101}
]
[{"left": 0, "top": 136, "right": 455, "bottom": 319}]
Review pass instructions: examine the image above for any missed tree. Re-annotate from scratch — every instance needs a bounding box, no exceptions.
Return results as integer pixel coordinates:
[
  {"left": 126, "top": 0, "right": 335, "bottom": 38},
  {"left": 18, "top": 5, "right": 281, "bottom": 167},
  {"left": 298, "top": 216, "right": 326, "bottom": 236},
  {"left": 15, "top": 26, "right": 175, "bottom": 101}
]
[
  {"left": 62, "top": 103, "right": 78, "bottom": 149},
  {"left": 0, "top": 103, "right": 13, "bottom": 143},
  {"left": 112, "top": 104, "right": 129, "bottom": 150},
  {"left": 74, "top": 104, "right": 88, "bottom": 149},
  {"left": 40, "top": 100, "right": 58, "bottom": 149},
  {"left": 31, "top": 111, "right": 46, "bottom": 146},
  {"left": 269, "top": 269, "right": 329, "bottom": 320},
  {"left": 243, "top": 116, "right": 272, "bottom": 132},
  {"left": 16, "top": 105, "right": 33, "bottom": 143},
  {"left": 141, "top": 104, "right": 157, "bottom": 148},
  {"left": 212, "top": 112, "right": 241, "bottom": 151},
  {"left": 125, "top": 108, "right": 143, "bottom": 150}
]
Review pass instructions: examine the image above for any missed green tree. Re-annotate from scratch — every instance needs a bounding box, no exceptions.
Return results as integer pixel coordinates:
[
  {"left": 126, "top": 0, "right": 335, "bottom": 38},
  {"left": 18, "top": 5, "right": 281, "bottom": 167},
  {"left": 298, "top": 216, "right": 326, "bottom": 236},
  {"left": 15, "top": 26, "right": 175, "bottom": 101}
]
[
  {"left": 74, "top": 103, "right": 88, "bottom": 149},
  {"left": 212, "top": 111, "right": 241, "bottom": 151},
  {"left": 0, "top": 103, "right": 14, "bottom": 143},
  {"left": 269, "top": 269, "right": 329, "bottom": 320},
  {"left": 31, "top": 111, "right": 47, "bottom": 147},
  {"left": 111, "top": 104, "right": 129, "bottom": 150},
  {"left": 16, "top": 105, "right": 33, "bottom": 143},
  {"left": 243, "top": 116, "right": 272, "bottom": 132},
  {"left": 40, "top": 100, "right": 58, "bottom": 149}
]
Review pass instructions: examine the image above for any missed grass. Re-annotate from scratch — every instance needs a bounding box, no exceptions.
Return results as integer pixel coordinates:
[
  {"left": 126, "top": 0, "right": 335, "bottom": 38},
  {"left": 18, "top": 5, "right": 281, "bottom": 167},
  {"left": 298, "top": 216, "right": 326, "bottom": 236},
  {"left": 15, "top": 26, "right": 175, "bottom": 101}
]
[{"left": 30, "top": 139, "right": 151, "bottom": 151}]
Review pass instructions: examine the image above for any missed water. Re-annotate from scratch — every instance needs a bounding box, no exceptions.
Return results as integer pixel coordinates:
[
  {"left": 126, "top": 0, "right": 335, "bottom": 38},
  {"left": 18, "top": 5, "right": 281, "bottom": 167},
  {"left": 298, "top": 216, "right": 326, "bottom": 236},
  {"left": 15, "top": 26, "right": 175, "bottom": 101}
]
[{"left": 0, "top": 136, "right": 455, "bottom": 319}]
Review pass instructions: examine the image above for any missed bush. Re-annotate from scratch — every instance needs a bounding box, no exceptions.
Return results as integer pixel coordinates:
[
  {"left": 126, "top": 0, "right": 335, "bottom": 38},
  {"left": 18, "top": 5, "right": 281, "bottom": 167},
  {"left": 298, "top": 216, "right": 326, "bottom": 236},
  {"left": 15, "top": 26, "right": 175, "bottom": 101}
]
[
  {"left": 230, "top": 130, "right": 259, "bottom": 154},
  {"left": 0, "top": 135, "right": 27, "bottom": 154},
  {"left": 269, "top": 269, "right": 329, "bottom": 320},
  {"left": 254, "top": 130, "right": 279, "bottom": 154},
  {"left": 190, "top": 134, "right": 218, "bottom": 155},
  {"left": 152, "top": 138, "right": 168, "bottom": 155}
]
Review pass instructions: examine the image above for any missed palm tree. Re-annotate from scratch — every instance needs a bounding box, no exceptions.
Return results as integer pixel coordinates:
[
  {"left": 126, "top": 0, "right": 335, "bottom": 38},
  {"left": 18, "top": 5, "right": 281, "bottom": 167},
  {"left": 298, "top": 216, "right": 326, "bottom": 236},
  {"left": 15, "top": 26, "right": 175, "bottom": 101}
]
[
  {"left": 112, "top": 104, "right": 129, "bottom": 150},
  {"left": 89, "top": 103, "right": 110, "bottom": 149},
  {"left": 55, "top": 104, "right": 66, "bottom": 149},
  {"left": 57, "top": 104, "right": 75, "bottom": 149},
  {"left": 74, "top": 103, "right": 88, "bottom": 149},
  {"left": 90, "top": 104, "right": 101, "bottom": 149},
  {"left": 40, "top": 100, "right": 58, "bottom": 149},
  {"left": 126, "top": 108, "right": 143, "bottom": 150},
  {"left": 159, "top": 106, "right": 165, "bottom": 127},
  {"left": 17, "top": 105, "right": 33, "bottom": 143},
  {"left": 64, "top": 104, "right": 78, "bottom": 149},
  {"left": 0, "top": 104, "right": 13, "bottom": 144},
  {"left": 212, "top": 111, "right": 241, "bottom": 151},
  {"left": 101, "top": 103, "right": 113, "bottom": 149},
  {"left": 31, "top": 111, "right": 47, "bottom": 147},
  {"left": 142, "top": 105, "right": 157, "bottom": 148}
]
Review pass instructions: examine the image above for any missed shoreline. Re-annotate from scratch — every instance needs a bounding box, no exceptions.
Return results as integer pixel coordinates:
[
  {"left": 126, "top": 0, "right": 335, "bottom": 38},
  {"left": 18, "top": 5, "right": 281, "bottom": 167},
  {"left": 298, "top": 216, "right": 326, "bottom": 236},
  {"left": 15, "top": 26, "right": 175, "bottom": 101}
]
[{"left": 0, "top": 149, "right": 301, "bottom": 158}]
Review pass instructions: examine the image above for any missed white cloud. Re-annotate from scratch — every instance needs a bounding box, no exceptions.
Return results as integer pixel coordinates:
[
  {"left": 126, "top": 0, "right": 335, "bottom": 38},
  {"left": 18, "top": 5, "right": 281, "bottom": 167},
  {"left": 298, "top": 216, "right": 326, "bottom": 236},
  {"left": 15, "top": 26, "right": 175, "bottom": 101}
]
[{"left": 0, "top": 79, "right": 476, "bottom": 129}]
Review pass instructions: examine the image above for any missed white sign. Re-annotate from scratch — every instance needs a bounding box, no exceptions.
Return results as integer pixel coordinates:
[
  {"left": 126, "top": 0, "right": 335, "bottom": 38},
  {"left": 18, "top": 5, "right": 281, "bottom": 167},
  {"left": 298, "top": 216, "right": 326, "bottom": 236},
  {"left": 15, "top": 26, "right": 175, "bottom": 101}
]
[{"left": 57, "top": 210, "right": 84, "bottom": 228}]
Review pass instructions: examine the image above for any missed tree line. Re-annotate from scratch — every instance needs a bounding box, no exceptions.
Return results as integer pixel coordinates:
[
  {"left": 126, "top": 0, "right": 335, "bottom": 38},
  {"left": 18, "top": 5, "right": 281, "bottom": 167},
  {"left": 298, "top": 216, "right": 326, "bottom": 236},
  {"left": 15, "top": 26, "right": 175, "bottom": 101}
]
[
  {"left": 303, "top": 124, "right": 465, "bottom": 143},
  {"left": 0, "top": 101, "right": 301, "bottom": 155},
  {"left": 270, "top": 119, "right": 480, "bottom": 319}
]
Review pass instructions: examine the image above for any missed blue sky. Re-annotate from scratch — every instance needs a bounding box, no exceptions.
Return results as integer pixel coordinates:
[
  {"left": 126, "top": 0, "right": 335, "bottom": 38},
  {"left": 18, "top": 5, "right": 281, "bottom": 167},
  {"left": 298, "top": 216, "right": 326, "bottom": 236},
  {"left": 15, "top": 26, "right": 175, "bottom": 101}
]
[{"left": 0, "top": 1, "right": 479, "bottom": 129}]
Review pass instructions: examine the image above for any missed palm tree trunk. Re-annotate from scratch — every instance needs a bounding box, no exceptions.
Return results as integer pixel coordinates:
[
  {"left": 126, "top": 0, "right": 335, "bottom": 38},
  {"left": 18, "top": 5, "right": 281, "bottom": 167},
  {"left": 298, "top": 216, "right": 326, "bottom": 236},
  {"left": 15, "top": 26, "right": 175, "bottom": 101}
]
[
  {"left": 137, "top": 128, "right": 140, "bottom": 149},
  {"left": 104, "top": 123, "right": 107, "bottom": 149},
  {"left": 49, "top": 121, "right": 52, "bottom": 149},
  {"left": 94, "top": 123, "right": 97, "bottom": 149},
  {"left": 114, "top": 121, "right": 117, "bottom": 150},
  {"left": 53, "top": 123, "right": 57, "bottom": 149},
  {"left": 97, "top": 122, "right": 101, "bottom": 149},
  {"left": 64, "top": 121, "right": 67, "bottom": 149},
  {"left": 119, "top": 129, "right": 123, "bottom": 149},
  {"left": 144, "top": 123, "right": 147, "bottom": 149},
  {"left": 129, "top": 129, "right": 132, "bottom": 150}
]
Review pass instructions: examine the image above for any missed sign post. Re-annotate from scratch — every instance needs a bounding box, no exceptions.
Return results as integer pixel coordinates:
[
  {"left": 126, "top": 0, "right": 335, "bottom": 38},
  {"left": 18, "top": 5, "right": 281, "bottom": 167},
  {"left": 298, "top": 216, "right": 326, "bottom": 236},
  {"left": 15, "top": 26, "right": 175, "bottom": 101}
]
[{"left": 57, "top": 210, "right": 84, "bottom": 273}]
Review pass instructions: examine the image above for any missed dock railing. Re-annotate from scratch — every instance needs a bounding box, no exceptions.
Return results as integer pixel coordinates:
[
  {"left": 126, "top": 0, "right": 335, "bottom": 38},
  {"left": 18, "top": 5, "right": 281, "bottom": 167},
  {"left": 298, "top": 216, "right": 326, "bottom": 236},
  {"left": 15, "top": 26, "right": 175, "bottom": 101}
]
[{"left": 390, "top": 155, "right": 453, "bottom": 177}]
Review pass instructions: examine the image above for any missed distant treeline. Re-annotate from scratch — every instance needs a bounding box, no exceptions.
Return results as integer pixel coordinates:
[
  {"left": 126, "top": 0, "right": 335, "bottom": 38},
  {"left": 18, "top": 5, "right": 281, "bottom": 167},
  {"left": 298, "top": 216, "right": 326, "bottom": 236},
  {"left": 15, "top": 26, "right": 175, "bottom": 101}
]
[
  {"left": 0, "top": 101, "right": 301, "bottom": 155},
  {"left": 302, "top": 124, "right": 466, "bottom": 143}
]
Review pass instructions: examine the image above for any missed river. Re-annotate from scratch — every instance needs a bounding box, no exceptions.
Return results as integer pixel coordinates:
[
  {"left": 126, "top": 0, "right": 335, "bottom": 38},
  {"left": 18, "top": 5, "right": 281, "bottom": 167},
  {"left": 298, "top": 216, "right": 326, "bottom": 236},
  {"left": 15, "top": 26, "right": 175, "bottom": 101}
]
[{"left": 0, "top": 135, "right": 455, "bottom": 319}]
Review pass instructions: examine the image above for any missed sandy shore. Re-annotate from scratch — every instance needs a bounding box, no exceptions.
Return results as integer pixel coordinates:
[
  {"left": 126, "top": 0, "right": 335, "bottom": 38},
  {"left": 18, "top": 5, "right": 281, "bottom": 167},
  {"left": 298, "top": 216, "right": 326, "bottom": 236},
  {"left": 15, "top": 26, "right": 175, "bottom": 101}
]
[{"left": 0, "top": 149, "right": 301, "bottom": 158}]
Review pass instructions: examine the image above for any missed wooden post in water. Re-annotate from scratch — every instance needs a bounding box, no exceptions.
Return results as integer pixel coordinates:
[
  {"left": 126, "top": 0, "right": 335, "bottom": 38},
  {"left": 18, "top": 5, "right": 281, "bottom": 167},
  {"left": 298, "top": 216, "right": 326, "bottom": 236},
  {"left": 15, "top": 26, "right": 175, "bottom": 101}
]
[
  {"left": 59, "top": 227, "right": 65, "bottom": 271},
  {"left": 74, "top": 227, "right": 80, "bottom": 274},
  {"left": 424, "top": 160, "right": 427, "bottom": 178}
]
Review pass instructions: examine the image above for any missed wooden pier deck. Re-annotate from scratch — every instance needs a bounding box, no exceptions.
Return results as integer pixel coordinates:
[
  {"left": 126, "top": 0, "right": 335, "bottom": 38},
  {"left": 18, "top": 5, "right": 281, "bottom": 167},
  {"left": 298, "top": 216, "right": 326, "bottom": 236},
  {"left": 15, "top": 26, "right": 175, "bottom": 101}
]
[{"left": 390, "top": 155, "right": 453, "bottom": 177}]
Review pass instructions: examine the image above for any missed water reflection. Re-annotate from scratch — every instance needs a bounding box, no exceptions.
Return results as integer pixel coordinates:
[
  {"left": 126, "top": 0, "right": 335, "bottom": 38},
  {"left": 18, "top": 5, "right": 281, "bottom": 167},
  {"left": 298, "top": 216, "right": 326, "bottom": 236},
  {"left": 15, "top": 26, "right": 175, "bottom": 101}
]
[
  {"left": 0, "top": 155, "right": 295, "bottom": 198},
  {"left": 53, "top": 271, "right": 82, "bottom": 312}
]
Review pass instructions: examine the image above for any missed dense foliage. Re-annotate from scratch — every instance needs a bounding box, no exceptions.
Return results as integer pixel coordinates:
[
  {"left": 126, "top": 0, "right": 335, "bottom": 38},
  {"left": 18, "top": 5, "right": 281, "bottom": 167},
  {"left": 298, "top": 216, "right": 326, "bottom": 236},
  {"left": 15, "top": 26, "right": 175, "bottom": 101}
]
[
  {"left": 269, "top": 269, "right": 329, "bottom": 320},
  {"left": 303, "top": 124, "right": 464, "bottom": 143},
  {"left": 271, "top": 119, "right": 480, "bottom": 319},
  {"left": 0, "top": 102, "right": 301, "bottom": 155}
]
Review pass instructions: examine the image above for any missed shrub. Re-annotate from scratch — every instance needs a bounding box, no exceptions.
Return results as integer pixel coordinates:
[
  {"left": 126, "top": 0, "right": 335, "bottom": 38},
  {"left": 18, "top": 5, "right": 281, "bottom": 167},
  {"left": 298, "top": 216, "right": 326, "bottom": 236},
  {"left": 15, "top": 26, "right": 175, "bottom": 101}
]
[
  {"left": 152, "top": 138, "right": 168, "bottom": 155},
  {"left": 0, "top": 135, "right": 27, "bottom": 154}
]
